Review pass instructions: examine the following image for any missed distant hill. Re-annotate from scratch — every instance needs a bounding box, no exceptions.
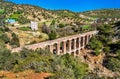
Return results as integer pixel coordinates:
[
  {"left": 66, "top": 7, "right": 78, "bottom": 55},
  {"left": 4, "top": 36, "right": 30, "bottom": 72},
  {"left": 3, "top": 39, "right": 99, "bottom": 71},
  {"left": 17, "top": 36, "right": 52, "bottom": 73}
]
[{"left": 80, "top": 9, "right": 120, "bottom": 19}]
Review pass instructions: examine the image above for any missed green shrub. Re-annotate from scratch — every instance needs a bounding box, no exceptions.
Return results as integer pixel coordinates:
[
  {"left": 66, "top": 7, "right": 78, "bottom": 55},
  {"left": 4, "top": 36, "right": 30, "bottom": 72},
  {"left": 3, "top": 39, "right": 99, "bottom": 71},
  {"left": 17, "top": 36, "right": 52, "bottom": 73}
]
[
  {"left": 82, "top": 25, "right": 91, "bottom": 30},
  {"left": 0, "top": 48, "right": 17, "bottom": 71},
  {"left": 19, "top": 27, "right": 31, "bottom": 31},
  {"left": 89, "top": 37, "right": 103, "bottom": 56},
  {"left": 49, "top": 31, "right": 57, "bottom": 40},
  {"left": 10, "top": 33, "right": 20, "bottom": 47},
  {"left": 58, "top": 23, "right": 65, "bottom": 28},
  {"left": 104, "top": 58, "right": 120, "bottom": 72}
]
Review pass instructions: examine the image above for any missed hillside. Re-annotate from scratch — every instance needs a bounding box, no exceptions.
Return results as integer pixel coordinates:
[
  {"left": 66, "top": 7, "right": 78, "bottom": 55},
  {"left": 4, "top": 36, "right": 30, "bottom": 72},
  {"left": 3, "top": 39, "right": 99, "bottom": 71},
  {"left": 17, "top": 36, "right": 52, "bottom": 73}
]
[
  {"left": 0, "top": 1, "right": 97, "bottom": 47},
  {"left": 0, "top": 1, "right": 92, "bottom": 25},
  {"left": 80, "top": 9, "right": 120, "bottom": 19},
  {"left": 1, "top": 1, "right": 120, "bottom": 24}
]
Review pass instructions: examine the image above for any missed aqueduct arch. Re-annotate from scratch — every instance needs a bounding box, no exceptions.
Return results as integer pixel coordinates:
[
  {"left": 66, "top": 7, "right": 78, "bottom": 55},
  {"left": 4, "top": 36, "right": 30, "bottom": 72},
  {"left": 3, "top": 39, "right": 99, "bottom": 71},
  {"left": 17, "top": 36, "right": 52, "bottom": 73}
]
[{"left": 11, "top": 31, "right": 98, "bottom": 55}]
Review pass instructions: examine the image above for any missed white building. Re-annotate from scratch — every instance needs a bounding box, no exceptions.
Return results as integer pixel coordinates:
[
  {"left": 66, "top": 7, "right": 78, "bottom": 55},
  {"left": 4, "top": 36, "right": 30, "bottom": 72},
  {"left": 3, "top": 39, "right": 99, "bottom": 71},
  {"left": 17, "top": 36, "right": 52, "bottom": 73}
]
[{"left": 30, "top": 21, "right": 38, "bottom": 31}]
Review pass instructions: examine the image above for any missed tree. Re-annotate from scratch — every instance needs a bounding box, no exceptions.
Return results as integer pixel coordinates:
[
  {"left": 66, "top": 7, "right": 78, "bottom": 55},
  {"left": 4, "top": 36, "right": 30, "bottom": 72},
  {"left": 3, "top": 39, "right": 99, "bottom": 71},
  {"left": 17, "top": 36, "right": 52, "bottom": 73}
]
[
  {"left": 42, "top": 23, "right": 51, "bottom": 34},
  {"left": 0, "top": 47, "right": 17, "bottom": 71},
  {"left": 103, "top": 47, "right": 110, "bottom": 54},
  {"left": 10, "top": 33, "right": 20, "bottom": 47},
  {"left": 51, "top": 20, "right": 55, "bottom": 25},
  {"left": 49, "top": 31, "right": 57, "bottom": 40},
  {"left": 0, "top": 33, "right": 10, "bottom": 43},
  {"left": 58, "top": 23, "right": 65, "bottom": 28},
  {"left": 98, "top": 24, "right": 114, "bottom": 44},
  {"left": 89, "top": 37, "right": 103, "bottom": 56},
  {"left": 0, "top": 39, "right": 6, "bottom": 49},
  {"left": 104, "top": 58, "right": 120, "bottom": 72},
  {"left": 59, "top": 54, "right": 88, "bottom": 79}
]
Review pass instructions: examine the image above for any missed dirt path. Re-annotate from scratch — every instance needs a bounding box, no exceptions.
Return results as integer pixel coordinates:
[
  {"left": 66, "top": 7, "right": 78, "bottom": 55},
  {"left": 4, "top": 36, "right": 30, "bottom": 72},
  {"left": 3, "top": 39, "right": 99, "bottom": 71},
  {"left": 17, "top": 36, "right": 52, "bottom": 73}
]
[{"left": 0, "top": 70, "right": 53, "bottom": 79}]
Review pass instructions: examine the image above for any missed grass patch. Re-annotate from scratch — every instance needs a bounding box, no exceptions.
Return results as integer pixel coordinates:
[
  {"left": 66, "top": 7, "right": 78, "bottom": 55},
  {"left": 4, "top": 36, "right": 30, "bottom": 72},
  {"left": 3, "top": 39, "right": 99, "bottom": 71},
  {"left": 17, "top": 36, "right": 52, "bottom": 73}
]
[
  {"left": 82, "top": 25, "right": 91, "bottom": 30},
  {"left": 0, "top": 9, "right": 4, "bottom": 13},
  {"left": 19, "top": 27, "right": 31, "bottom": 31},
  {"left": 10, "top": 13, "right": 21, "bottom": 20}
]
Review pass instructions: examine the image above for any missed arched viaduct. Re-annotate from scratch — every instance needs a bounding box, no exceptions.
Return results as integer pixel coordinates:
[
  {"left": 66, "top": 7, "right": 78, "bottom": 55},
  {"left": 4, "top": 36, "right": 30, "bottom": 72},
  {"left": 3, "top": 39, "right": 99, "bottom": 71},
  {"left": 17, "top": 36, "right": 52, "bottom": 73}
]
[{"left": 11, "top": 31, "right": 98, "bottom": 56}]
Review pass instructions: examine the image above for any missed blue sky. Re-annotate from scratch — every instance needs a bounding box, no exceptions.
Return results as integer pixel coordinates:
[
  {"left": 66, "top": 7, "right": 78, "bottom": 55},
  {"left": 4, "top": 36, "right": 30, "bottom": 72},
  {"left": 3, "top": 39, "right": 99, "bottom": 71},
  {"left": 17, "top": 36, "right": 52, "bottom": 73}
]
[{"left": 8, "top": 0, "right": 120, "bottom": 12}]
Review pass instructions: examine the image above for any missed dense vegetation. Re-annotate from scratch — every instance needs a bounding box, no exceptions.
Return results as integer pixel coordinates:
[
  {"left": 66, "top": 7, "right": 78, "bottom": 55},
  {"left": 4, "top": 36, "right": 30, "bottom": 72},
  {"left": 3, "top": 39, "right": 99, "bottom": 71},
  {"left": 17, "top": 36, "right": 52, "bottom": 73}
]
[
  {"left": 88, "top": 21, "right": 120, "bottom": 78},
  {"left": 42, "top": 23, "right": 95, "bottom": 40},
  {"left": 0, "top": 27, "right": 19, "bottom": 48},
  {"left": 0, "top": 47, "right": 89, "bottom": 79}
]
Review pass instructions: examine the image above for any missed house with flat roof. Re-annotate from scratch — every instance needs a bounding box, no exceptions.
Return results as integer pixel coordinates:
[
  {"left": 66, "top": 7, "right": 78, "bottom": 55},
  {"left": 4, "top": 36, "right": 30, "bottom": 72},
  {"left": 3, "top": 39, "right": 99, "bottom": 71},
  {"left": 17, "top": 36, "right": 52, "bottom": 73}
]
[{"left": 30, "top": 21, "right": 38, "bottom": 31}]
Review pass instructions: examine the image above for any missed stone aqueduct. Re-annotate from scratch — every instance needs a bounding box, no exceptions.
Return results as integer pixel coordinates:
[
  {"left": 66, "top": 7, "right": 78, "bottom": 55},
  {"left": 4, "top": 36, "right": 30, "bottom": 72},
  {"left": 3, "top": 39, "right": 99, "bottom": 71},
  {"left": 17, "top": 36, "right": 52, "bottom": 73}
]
[{"left": 11, "top": 31, "right": 98, "bottom": 56}]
